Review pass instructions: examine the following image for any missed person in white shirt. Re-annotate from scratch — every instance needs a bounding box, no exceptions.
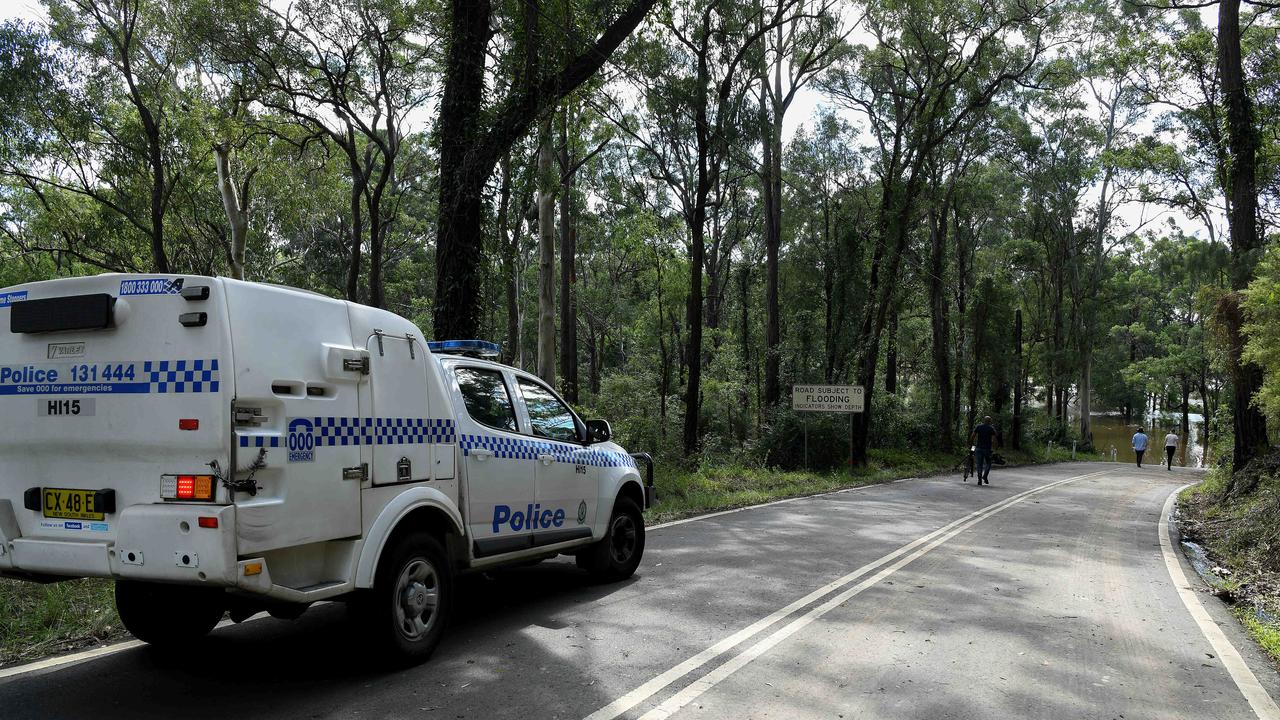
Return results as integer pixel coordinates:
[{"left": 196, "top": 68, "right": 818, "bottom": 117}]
[
  {"left": 1164, "top": 431, "right": 1179, "bottom": 471},
  {"left": 1131, "top": 428, "right": 1149, "bottom": 468}
]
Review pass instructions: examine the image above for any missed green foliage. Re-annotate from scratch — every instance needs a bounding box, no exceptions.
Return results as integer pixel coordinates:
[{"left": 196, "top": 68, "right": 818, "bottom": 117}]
[
  {"left": 0, "top": 578, "right": 122, "bottom": 666},
  {"left": 1243, "top": 246, "right": 1280, "bottom": 428}
]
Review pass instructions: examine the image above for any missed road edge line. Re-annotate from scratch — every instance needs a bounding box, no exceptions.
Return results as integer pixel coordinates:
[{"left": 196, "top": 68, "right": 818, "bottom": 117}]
[
  {"left": 0, "top": 640, "right": 145, "bottom": 681},
  {"left": 1160, "top": 484, "right": 1280, "bottom": 720}
]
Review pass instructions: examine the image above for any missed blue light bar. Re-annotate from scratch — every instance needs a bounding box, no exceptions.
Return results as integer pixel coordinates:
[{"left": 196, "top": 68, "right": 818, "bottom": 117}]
[{"left": 427, "top": 339, "right": 501, "bottom": 358}]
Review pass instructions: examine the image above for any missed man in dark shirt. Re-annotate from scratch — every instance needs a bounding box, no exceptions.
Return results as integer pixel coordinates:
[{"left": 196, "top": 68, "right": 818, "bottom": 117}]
[{"left": 969, "top": 416, "right": 1000, "bottom": 485}]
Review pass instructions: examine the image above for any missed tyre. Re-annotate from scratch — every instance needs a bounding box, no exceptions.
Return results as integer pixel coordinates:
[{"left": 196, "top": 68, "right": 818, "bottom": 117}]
[
  {"left": 577, "top": 497, "right": 645, "bottom": 581},
  {"left": 114, "top": 580, "right": 224, "bottom": 646},
  {"left": 362, "top": 531, "right": 453, "bottom": 663}
]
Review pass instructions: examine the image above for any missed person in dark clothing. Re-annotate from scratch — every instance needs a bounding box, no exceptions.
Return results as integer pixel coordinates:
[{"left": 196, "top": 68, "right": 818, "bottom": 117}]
[{"left": 968, "top": 416, "right": 1000, "bottom": 485}]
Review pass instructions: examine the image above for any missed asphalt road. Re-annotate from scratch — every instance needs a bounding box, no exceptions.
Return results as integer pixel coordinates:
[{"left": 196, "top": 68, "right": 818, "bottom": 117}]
[{"left": 3, "top": 462, "right": 1278, "bottom": 720}]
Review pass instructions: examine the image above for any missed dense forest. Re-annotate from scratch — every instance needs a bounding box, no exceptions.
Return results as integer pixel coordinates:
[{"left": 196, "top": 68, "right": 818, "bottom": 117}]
[{"left": 1, "top": 0, "right": 1278, "bottom": 475}]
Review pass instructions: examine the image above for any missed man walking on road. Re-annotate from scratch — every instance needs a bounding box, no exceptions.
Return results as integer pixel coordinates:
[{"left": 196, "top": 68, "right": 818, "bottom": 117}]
[
  {"left": 969, "top": 416, "right": 1000, "bottom": 485},
  {"left": 1132, "top": 428, "right": 1149, "bottom": 468},
  {"left": 1164, "top": 430, "right": 1180, "bottom": 470}
]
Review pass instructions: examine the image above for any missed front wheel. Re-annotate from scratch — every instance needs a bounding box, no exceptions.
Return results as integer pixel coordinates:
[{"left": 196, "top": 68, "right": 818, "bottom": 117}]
[
  {"left": 577, "top": 497, "right": 645, "bottom": 581},
  {"left": 361, "top": 532, "right": 453, "bottom": 663},
  {"left": 115, "top": 580, "right": 224, "bottom": 646}
]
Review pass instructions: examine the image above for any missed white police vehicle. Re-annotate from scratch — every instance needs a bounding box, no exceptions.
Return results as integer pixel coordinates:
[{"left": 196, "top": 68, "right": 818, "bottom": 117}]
[{"left": 0, "top": 274, "right": 653, "bottom": 660}]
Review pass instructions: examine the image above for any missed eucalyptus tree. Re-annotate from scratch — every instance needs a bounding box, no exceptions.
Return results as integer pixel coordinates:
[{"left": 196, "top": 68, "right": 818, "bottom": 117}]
[
  {"left": 609, "top": 0, "right": 805, "bottom": 456},
  {"left": 1132, "top": 3, "right": 1278, "bottom": 471},
  {"left": 0, "top": 0, "right": 200, "bottom": 273},
  {"left": 821, "top": 0, "right": 1061, "bottom": 466},
  {"left": 432, "top": 0, "right": 659, "bottom": 340},
  {"left": 757, "top": 0, "right": 845, "bottom": 408},
  {"left": 210, "top": 0, "right": 434, "bottom": 307}
]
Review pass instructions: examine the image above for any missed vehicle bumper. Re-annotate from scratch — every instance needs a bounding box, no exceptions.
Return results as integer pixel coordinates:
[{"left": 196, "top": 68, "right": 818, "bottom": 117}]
[{"left": 0, "top": 502, "right": 238, "bottom": 586}]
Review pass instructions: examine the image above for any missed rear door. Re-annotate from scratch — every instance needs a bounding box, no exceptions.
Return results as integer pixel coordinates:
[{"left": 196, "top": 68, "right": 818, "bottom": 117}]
[
  {"left": 222, "top": 281, "right": 363, "bottom": 551},
  {"left": 0, "top": 275, "right": 231, "bottom": 543},
  {"left": 366, "top": 331, "right": 432, "bottom": 485}
]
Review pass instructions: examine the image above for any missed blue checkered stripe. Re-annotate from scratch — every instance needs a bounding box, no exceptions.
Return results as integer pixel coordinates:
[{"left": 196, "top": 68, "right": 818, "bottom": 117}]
[
  {"left": 145, "top": 359, "right": 220, "bottom": 393},
  {"left": 458, "top": 433, "right": 637, "bottom": 469},
  {"left": 237, "top": 417, "right": 456, "bottom": 448}
]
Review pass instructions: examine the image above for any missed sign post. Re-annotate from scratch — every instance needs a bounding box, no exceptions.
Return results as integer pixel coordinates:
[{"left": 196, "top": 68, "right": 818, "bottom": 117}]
[{"left": 791, "top": 384, "right": 865, "bottom": 471}]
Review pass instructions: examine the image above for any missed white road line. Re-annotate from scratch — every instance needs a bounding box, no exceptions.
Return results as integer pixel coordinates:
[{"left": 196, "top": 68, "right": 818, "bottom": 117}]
[
  {"left": 584, "top": 468, "right": 1113, "bottom": 720},
  {"left": 0, "top": 611, "right": 271, "bottom": 682},
  {"left": 0, "top": 640, "right": 145, "bottom": 681},
  {"left": 1160, "top": 485, "right": 1280, "bottom": 720}
]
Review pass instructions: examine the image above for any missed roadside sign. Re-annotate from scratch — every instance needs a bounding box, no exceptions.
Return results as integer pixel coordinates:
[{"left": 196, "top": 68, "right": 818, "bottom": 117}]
[{"left": 792, "top": 384, "right": 864, "bottom": 413}]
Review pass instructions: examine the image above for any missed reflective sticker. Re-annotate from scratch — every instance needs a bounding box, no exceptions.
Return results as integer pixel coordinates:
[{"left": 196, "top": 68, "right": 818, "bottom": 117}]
[
  {"left": 119, "top": 278, "right": 184, "bottom": 296},
  {"left": 287, "top": 417, "right": 316, "bottom": 462},
  {"left": 0, "top": 359, "right": 219, "bottom": 396},
  {"left": 0, "top": 290, "right": 28, "bottom": 307}
]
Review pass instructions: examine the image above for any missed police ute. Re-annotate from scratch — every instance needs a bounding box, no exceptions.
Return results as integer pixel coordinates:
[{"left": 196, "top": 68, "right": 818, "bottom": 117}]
[{"left": 0, "top": 274, "right": 654, "bottom": 661}]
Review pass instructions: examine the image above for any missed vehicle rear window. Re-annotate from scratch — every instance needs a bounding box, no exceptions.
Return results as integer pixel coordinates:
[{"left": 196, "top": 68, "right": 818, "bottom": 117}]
[
  {"left": 455, "top": 367, "right": 517, "bottom": 432},
  {"left": 517, "top": 378, "right": 579, "bottom": 443}
]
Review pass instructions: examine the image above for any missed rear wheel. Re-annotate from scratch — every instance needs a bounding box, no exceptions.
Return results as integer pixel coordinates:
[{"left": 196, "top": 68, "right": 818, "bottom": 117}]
[
  {"left": 361, "top": 531, "right": 453, "bottom": 663},
  {"left": 577, "top": 497, "right": 645, "bottom": 581},
  {"left": 114, "top": 580, "right": 224, "bottom": 646}
]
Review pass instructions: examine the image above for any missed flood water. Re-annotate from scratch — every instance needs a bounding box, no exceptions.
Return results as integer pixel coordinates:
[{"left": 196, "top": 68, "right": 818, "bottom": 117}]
[{"left": 1087, "top": 413, "right": 1206, "bottom": 467}]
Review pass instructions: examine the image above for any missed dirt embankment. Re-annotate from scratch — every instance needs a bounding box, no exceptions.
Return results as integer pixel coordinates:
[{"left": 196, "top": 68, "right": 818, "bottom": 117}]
[{"left": 1179, "top": 450, "right": 1280, "bottom": 662}]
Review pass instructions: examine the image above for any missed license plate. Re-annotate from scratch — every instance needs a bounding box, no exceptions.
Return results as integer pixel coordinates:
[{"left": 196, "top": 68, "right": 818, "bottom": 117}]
[{"left": 42, "top": 488, "right": 104, "bottom": 521}]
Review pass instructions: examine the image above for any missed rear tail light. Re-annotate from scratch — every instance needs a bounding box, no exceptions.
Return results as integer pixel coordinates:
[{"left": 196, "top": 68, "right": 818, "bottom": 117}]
[
  {"left": 160, "top": 474, "right": 215, "bottom": 501},
  {"left": 197, "top": 516, "right": 218, "bottom": 529}
]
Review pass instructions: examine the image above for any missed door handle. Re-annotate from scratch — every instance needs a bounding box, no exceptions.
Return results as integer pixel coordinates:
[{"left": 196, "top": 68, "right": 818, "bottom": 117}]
[
  {"left": 537, "top": 454, "right": 554, "bottom": 466},
  {"left": 472, "top": 449, "right": 493, "bottom": 461}
]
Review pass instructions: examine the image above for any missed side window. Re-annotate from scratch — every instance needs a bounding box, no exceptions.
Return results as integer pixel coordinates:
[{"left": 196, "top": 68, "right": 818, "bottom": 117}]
[
  {"left": 455, "top": 367, "right": 518, "bottom": 432},
  {"left": 517, "top": 378, "right": 579, "bottom": 443}
]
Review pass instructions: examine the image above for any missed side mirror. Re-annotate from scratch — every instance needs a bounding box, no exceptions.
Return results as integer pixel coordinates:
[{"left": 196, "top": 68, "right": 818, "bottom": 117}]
[{"left": 586, "top": 419, "right": 612, "bottom": 443}]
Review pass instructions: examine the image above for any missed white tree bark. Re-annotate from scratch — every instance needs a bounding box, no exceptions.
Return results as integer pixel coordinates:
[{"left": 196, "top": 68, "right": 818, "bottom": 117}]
[{"left": 214, "top": 144, "right": 250, "bottom": 280}]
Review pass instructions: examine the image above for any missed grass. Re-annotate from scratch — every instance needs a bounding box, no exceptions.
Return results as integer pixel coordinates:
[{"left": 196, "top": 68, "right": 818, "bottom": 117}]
[
  {"left": 644, "top": 445, "right": 1097, "bottom": 524},
  {"left": 1237, "top": 607, "right": 1280, "bottom": 662},
  {"left": 0, "top": 577, "right": 124, "bottom": 668},
  {"left": 0, "top": 443, "right": 1096, "bottom": 668}
]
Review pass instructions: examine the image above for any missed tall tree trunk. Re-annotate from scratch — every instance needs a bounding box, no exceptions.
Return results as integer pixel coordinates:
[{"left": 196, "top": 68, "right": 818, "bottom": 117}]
[
  {"left": 346, "top": 163, "right": 365, "bottom": 302},
  {"left": 497, "top": 154, "right": 519, "bottom": 365},
  {"left": 683, "top": 201, "right": 707, "bottom": 456},
  {"left": 885, "top": 305, "right": 899, "bottom": 394},
  {"left": 214, "top": 144, "right": 249, "bottom": 280},
  {"left": 1012, "top": 308, "right": 1023, "bottom": 450},
  {"left": 368, "top": 204, "right": 385, "bottom": 309},
  {"left": 1078, "top": 337, "right": 1093, "bottom": 450},
  {"left": 850, "top": 168, "right": 924, "bottom": 466},
  {"left": 536, "top": 118, "right": 557, "bottom": 385},
  {"left": 761, "top": 71, "right": 782, "bottom": 409},
  {"left": 558, "top": 108, "right": 579, "bottom": 402},
  {"left": 1219, "top": 0, "right": 1269, "bottom": 474},
  {"left": 928, "top": 204, "right": 953, "bottom": 451},
  {"left": 953, "top": 236, "right": 967, "bottom": 438},
  {"left": 656, "top": 252, "right": 670, "bottom": 435},
  {"left": 740, "top": 263, "right": 751, "bottom": 444}
]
